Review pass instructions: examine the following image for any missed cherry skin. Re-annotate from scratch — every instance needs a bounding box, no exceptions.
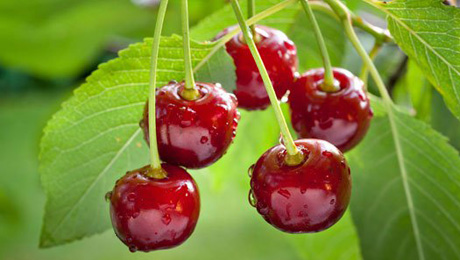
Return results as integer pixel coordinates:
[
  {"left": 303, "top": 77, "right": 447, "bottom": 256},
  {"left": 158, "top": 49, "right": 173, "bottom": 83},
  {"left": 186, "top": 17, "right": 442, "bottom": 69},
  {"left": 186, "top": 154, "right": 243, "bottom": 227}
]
[
  {"left": 215, "top": 25, "right": 298, "bottom": 110},
  {"left": 141, "top": 81, "right": 240, "bottom": 169},
  {"left": 108, "top": 164, "right": 200, "bottom": 252},
  {"left": 288, "top": 68, "right": 373, "bottom": 152},
  {"left": 249, "top": 139, "right": 351, "bottom": 233}
]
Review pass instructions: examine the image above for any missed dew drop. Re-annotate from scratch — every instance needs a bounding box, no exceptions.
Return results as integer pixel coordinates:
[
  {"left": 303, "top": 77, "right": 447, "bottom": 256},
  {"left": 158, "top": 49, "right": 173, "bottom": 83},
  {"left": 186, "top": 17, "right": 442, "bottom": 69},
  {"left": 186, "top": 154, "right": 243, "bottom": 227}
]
[
  {"left": 126, "top": 237, "right": 133, "bottom": 243},
  {"left": 129, "top": 245, "right": 138, "bottom": 253},
  {"left": 330, "top": 199, "right": 336, "bottom": 205},
  {"left": 348, "top": 167, "right": 351, "bottom": 175},
  {"left": 341, "top": 160, "right": 346, "bottom": 168},
  {"left": 132, "top": 211, "right": 140, "bottom": 219},
  {"left": 358, "top": 93, "right": 366, "bottom": 101},
  {"left": 277, "top": 189, "right": 291, "bottom": 199},
  {"left": 127, "top": 193, "right": 136, "bottom": 202},
  {"left": 300, "top": 187, "right": 307, "bottom": 194},
  {"left": 200, "top": 136, "right": 209, "bottom": 144},
  {"left": 105, "top": 191, "right": 112, "bottom": 202},
  {"left": 248, "top": 164, "right": 255, "bottom": 178},
  {"left": 322, "top": 151, "right": 333, "bottom": 157},
  {"left": 248, "top": 190, "right": 257, "bottom": 207},
  {"left": 162, "top": 213, "right": 172, "bottom": 225}
]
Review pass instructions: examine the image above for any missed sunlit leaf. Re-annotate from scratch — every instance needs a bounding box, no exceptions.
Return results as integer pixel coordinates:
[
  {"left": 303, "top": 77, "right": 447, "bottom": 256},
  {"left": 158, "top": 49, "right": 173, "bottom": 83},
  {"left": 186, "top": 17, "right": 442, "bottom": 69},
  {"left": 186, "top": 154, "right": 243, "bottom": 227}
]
[{"left": 368, "top": 0, "right": 460, "bottom": 120}]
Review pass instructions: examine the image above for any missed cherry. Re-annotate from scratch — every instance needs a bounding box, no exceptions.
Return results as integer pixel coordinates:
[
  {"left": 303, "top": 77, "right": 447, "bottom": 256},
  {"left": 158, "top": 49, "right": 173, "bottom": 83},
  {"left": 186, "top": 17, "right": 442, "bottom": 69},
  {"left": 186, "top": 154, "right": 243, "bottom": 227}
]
[
  {"left": 215, "top": 25, "right": 298, "bottom": 110},
  {"left": 249, "top": 139, "right": 351, "bottom": 233},
  {"left": 288, "top": 68, "right": 373, "bottom": 152},
  {"left": 108, "top": 164, "right": 200, "bottom": 252},
  {"left": 141, "top": 81, "right": 240, "bottom": 169}
]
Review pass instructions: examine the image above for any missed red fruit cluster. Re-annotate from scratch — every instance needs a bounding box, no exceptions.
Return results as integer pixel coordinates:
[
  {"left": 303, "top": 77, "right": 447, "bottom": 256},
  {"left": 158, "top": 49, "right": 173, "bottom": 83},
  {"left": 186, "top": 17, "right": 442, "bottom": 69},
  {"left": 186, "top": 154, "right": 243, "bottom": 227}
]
[
  {"left": 217, "top": 25, "right": 372, "bottom": 233},
  {"left": 109, "top": 81, "right": 239, "bottom": 252},
  {"left": 108, "top": 21, "right": 374, "bottom": 252}
]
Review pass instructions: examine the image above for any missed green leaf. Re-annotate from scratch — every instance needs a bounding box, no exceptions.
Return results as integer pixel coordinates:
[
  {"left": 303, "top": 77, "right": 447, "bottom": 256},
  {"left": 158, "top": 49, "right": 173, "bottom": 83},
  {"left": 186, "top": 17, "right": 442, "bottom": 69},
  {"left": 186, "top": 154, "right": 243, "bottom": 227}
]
[
  {"left": 191, "top": 0, "right": 346, "bottom": 71},
  {"left": 348, "top": 101, "right": 460, "bottom": 260},
  {"left": 368, "top": 0, "right": 460, "bottom": 120},
  {"left": 38, "top": 35, "right": 235, "bottom": 247}
]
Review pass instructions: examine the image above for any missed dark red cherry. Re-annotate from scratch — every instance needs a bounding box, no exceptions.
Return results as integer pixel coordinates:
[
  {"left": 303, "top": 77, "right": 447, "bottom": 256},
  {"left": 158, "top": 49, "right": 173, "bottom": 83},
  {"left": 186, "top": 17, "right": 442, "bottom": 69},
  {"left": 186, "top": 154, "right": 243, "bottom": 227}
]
[
  {"left": 142, "top": 81, "right": 240, "bottom": 169},
  {"left": 108, "top": 164, "right": 200, "bottom": 252},
  {"left": 288, "top": 68, "right": 373, "bottom": 152},
  {"left": 215, "top": 25, "right": 298, "bottom": 110},
  {"left": 249, "top": 139, "right": 351, "bottom": 233}
]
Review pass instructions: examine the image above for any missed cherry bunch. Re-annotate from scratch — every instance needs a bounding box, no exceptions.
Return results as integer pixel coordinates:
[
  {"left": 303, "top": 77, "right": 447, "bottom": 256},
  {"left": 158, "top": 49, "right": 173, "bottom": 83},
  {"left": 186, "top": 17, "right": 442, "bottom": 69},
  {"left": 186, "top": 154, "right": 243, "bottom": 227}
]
[{"left": 107, "top": 0, "right": 375, "bottom": 252}]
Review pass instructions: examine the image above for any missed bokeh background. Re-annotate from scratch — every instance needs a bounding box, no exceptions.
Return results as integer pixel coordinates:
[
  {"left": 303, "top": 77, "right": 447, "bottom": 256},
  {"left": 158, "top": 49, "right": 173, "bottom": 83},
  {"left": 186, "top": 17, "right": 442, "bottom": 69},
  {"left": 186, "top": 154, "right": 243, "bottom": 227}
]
[{"left": 1, "top": 0, "right": 460, "bottom": 259}]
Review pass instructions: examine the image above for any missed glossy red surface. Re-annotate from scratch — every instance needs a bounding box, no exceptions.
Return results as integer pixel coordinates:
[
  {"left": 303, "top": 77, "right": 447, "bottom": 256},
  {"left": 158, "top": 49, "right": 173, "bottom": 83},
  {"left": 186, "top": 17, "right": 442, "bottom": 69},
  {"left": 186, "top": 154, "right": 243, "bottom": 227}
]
[
  {"left": 142, "top": 81, "right": 240, "bottom": 169},
  {"left": 216, "top": 25, "right": 298, "bottom": 110},
  {"left": 288, "top": 68, "right": 373, "bottom": 152},
  {"left": 109, "top": 164, "right": 200, "bottom": 252},
  {"left": 249, "top": 139, "right": 351, "bottom": 233}
]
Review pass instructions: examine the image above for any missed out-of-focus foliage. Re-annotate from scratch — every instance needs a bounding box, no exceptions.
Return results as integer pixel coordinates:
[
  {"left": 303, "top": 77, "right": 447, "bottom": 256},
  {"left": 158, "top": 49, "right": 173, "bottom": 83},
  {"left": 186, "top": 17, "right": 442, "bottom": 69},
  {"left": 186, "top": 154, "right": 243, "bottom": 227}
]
[{"left": 0, "top": 0, "right": 227, "bottom": 79}]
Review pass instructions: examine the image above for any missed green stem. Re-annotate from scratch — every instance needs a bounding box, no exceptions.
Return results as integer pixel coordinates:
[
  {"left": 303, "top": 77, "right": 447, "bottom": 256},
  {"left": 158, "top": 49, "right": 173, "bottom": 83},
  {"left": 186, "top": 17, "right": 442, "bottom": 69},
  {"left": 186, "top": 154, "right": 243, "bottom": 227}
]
[
  {"left": 299, "top": 0, "right": 337, "bottom": 92},
  {"left": 335, "top": 5, "right": 426, "bottom": 257},
  {"left": 194, "top": 0, "right": 390, "bottom": 74},
  {"left": 148, "top": 0, "right": 169, "bottom": 178},
  {"left": 231, "top": 0, "right": 303, "bottom": 164},
  {"left": 314, "top": 1, "right": 391, "bottom": 44},
  {"left": 248, "top": 0, "right": 257, "bottom": 36},
  {"left": 181, "top": 0, "right": 199, "bottom": 100},
  {"left": 360, "top": 42, "right": 382, "bottom": 87},
  {"left": 194, "top": 0, "right": 297, "bottom": 73},
  {"left": 325, "top": 0, "right": 393, "bottom": 105}
]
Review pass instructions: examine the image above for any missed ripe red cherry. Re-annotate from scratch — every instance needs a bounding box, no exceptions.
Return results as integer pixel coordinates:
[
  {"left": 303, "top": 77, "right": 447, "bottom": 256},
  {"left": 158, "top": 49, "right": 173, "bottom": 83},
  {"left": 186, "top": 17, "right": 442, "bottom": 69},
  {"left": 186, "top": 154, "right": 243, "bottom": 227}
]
[
  {"left": 249, "top": 139, "right": 351, "bottom": 233},
  {"left": 288, "top": 68, "right": 373, "bottom": 152},
  {"left": 215, "top": 25, "right": 298, "bottom": 110},
  {"left": 108, "top": 164, "right": 200, "bottom": 252},
  {"left": 141, "top": 81, "right": 240, "bottom": 169}
]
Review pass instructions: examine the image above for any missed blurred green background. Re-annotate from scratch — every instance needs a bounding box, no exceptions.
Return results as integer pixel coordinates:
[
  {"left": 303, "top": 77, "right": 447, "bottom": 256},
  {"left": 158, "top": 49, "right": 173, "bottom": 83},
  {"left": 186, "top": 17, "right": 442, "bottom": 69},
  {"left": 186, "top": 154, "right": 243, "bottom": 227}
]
[{"left": 2, "top": 0, "right": 460, "bottom": 259}]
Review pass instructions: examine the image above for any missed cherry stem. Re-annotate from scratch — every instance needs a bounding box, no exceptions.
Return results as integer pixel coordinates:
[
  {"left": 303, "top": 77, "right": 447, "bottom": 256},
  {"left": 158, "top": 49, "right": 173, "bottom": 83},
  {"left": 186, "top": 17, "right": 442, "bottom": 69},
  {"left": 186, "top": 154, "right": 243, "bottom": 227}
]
[
  {"left": 231, "top": 0, "right": 302, "bottom": 162},
  {"left": 326, "top": 0, "right": 392, "bottom": 104},
  {"left": 195, "top": 0, "right": 390, "bottom": 74},
  {"left": 181, "top": 0, "right": 199, "bottom": 99},
  {"left": 360, "top": 42, "right": 382, "bottom": 87},
  {"left": 299, "top": 0, "right": 337, "bottom": 92},
  {"left": 147, "top": 0, "right": 169, "bottom": 179},
  {"left": 248, "top": 0, "right": 257, "bottom": 37}
]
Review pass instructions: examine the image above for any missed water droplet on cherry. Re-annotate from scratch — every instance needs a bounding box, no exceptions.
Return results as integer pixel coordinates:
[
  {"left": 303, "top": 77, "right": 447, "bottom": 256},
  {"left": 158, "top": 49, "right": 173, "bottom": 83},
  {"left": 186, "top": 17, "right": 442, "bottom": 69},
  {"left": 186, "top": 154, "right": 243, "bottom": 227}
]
[
  {"left": 105, "top": 191, "right": 112, "bottom": 202},
  {"left": 277, "top": 189, "right": 291, "bottom": 199},
  {"left": 162, "top": 213, "right": 172, "bottom": 225},
  {"left": 322, "top": 151, "right": 333, "bottom": 157},
  {"left": 248, "top": 190, "right": 257, "bottom": 207},
  {"left": 248, "top": 164, "right": 255, "bottom": 178},
  {"left": 200, "top": 136, "right": 208, "bottom": 144}
]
